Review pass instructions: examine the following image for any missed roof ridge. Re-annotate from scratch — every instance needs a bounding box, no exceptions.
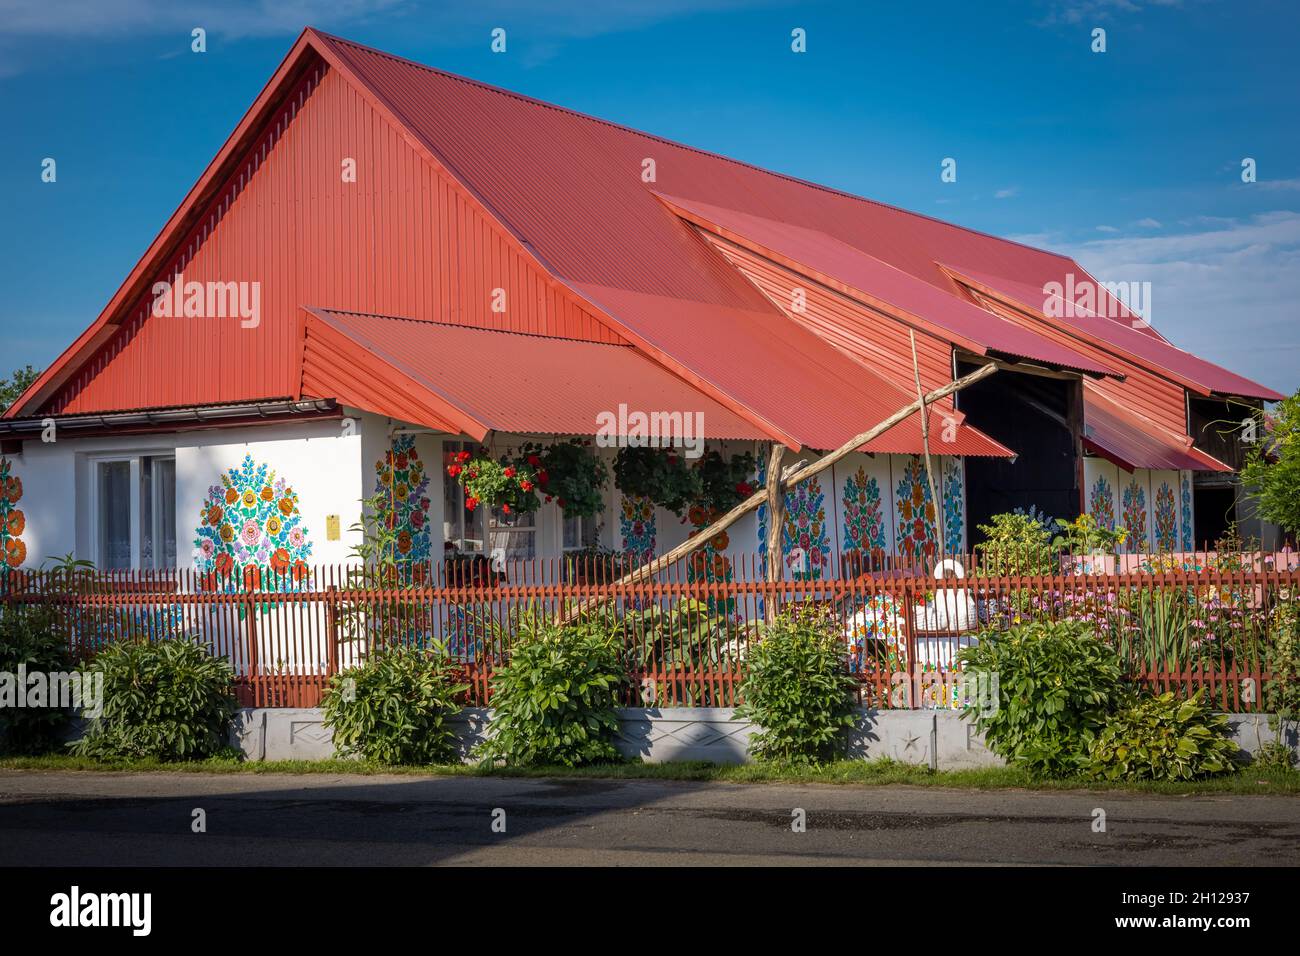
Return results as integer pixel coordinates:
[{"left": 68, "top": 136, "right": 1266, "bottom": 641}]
[{"left": 311, "top": 29, "right": 1074, "bottom": 266}]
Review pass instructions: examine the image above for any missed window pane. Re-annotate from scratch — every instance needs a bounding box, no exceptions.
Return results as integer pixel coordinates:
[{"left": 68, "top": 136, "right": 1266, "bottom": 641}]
[
  {"left": 442, "top": 441, "right": 483, "bottom": 553},
  {"left": 154, "top": 458, "right": 177, "bottom": 568},
  {"left": 97, "top": 461, "right": 132, "bottom": 570}
]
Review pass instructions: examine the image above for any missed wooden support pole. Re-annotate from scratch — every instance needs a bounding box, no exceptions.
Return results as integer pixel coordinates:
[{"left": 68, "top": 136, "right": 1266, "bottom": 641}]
[
  {"left": 910, "top": 330, "right": 945, "bottom": 562},
  {"left": 764, "top": 443, "right": 786, "bottom": 621},
  {"left": 559, "top": 362, "right": 999, "bottom": 622}
]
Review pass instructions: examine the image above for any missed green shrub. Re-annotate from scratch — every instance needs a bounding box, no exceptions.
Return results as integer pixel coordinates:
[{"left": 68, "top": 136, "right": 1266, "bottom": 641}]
[
  {"left": 0, "top": 605, "right": 74, "bottom": 755},
  {"left": 1087, "top": 690, "right": 1240, "bottom": 781},
  {"left": 475, "top": 619, "right": 624, "bottom": 767},
  {"left": 959, "top": 620, "right": 1124, "bottom": 777},
  {"left": 321, "top": 643, "right": 467, "bottom": 764},
  {"left": 974, "top": 511, "right": 1056, "bottom": 576},
  {"left": 734, "top": 606, "right": 857, "bottom": 765},
  {"left": 71, "top": 638, "right": 237, "bottom": 761}
]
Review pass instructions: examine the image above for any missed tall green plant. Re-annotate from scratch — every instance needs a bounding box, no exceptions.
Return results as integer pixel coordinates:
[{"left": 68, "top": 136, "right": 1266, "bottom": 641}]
[
  {"left": 0, "top": 604, "right": 74, "bottom": 754},
  {"left": 959, "top": 620, "right": 1124, "bottom": 776},
  {"left": 475, "top": 618, "right": 624, "bottom": 767},
  {"left": 72, "top": 638, "right": 237, "bottom": 761},
  {"left": 1241, "top": 391, "right": 1300, "bottom": 535},
  {"left": 734, "top": 606, "right": 857, "bottom": 764},
  {"left": 322, "top": 643, "right": 467, "bottom": 764},
  {"left": 975, "top": 512, "right": 1057, "bottom": 576}
]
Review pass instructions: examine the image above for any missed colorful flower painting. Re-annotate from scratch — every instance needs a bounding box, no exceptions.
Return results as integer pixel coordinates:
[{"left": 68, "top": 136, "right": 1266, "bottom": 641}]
[
  {"left": 0, "top": 456, "right": 24, "bottom": 575},
  {"left": 941, "top": 458, "right": 964, "bottom": 555},
  {"left": 1089, "top": 474, "right": 1116, "bottom": 532},
  {"left": 782, "top": 475, "right": 831, "bottom": 580},
  {"left": 842, "top": 466, "right": 886, "bottom": 556},
  {"left": 895, "top": 456, "right": 937, "bottom": 565},
  {"left": 193, "top": 455, "right": 313, "bottom": 602},
  {"left": 1154, "top": 481, "right": 1177, "bottom": 552},
  {"left": 619, "top": 495, "right": 656, "bottom": 563},
  {"left": 374, "top": 435, "right": 432, "bottom": 564},
  {"left": 688, "top": 504, "right": 736, "bottom": 615},
  {"left": 1180, "top": 473, "right": 1194, "bottom": 551},
  {"left": 1121, "top": 477, "right": 1148, "bottom": 553}
]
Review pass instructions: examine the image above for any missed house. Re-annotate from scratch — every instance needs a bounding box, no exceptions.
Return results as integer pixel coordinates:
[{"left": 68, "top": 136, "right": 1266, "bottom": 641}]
[{"left": 0, "top": 28, "right": 1284, "bottom": 588}]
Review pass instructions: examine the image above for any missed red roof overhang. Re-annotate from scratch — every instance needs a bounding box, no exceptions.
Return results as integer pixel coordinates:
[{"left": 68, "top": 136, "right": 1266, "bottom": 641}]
[{"left": 1083, "top": 388, "right": 1231, "bottom": 473}]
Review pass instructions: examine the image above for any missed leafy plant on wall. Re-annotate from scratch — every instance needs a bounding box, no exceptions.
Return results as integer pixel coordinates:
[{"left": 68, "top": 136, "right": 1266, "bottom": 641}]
[
  {"left": 941, "top": 458, "right": 964, "bottom": 555},
  {"left": 783, "top": 475, "right": 830, "bottom": 580},
  {"left": 1153, "top": 481, "right": 1178, "bottom": 552},
  {"left": 619, "top": 495, "right": 656, "bottom": 563},
  {"left": 895, "top": 456, "right": 937, "bottom": 565},
  {"left": 1121, "top": 476, "right": 1148, "bottom": 553},
  {"left": 373, "top": 435, "right": 432, "bottom": 564},
  {"left": 1180, "top": 473, "right": 1193, "bottom": 551},
  {"left": 0, "top": 456, "right": 24, "bottom": 574},
  {"left": 842, "top": 466, "right": 886, "bottom": 555},
  {"left": 193, "top": 455, "right": 313, "bottom": 603},
  {"left": 1089, "top": 475, "right": 1116, "bottom": 531}
]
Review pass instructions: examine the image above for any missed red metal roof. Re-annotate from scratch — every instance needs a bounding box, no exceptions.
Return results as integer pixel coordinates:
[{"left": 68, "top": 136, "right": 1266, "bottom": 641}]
[
  {"left": 1083, "top": 388, "right": 1231, "bottom": 473},
  {"left": 302, "top": 309, "right": 770, "bottom": 441},
  {"left": 656, "top": 194, "right": 1120, "bottom": 379},
  {"left": 948, "top": 266, "right": 1283, "bottom": 401}
]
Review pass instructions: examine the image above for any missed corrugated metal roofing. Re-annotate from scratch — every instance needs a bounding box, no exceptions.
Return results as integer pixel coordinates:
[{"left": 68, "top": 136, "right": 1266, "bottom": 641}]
[
  {"left": 304, "top": 308, "right": 772, "bottom": 440},
  {"left": 949, "top": 266, "right": 1283, "bottom": 401},
  {"left": 1084, "top": 390, "right": 1231, "bottom": 473},
  {"left": 656, "top": 194, "right": 1120, "bottom": 378}
]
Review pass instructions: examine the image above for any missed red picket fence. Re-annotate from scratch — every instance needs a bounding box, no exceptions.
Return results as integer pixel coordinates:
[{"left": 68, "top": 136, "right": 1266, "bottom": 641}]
[{"left": 2, "top": 549, "right": 1297, "bottom": 712}]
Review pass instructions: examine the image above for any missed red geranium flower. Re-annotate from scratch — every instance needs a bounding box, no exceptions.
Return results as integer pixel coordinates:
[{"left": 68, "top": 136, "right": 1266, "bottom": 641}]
[
  {"left": 527, "top": 454, "right": 541, "bottom": 466},
  {"left": 504, "top": 466, "right": 516, "bottom": 478},
  {"left": 520, "top": 480, "right": 533, "bottom": 492}
]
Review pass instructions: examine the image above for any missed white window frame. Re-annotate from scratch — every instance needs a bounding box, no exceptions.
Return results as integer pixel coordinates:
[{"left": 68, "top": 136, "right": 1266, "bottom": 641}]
[{"left": 88, "top": 452, "right": 176, "bottom": 570}]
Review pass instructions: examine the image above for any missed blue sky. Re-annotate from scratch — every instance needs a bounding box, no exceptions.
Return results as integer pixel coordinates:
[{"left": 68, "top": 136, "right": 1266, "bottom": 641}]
[{"left": 1, "top": 0, "right": 1297, "bottom": 393}]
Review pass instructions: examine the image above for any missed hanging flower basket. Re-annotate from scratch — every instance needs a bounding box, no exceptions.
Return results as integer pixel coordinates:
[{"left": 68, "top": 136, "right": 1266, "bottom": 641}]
[
  {"left": 613, "top": 446, "right": 703, "bottom": 517},
  {"left": 446, "top": 451, "right": 539, "bottom": 515},
  {"left": 519, "top": 439, "right": 608, "bottom": 518}
]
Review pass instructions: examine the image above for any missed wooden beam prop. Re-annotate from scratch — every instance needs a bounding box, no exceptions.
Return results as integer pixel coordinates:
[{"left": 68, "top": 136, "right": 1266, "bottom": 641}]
[
  {"left": 909, "top": 330, "right": 945, "bottom": 561},
  {"left": 763, "top": 443, "right": 786, "bottom": 621},
  {"left": 558, "top": 361, "right": 999, "bottom": 622}
]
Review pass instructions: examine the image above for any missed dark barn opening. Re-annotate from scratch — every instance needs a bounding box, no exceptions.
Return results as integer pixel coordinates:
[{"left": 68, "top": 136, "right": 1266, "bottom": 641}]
[{"left": 956, "top": 360, "right": 1083, "bottom": 545}]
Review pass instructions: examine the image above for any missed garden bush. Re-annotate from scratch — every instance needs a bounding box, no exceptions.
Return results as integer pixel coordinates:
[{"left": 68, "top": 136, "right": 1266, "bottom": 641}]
[
  {"left": 958, "top": 620, "right": 1124, "bottom": 776},
  {"left": 475, "top": 618, "right": 624, "bottom": 767},
  {"left": 734, "top": 605, "right": 857, "bottom": 764},
  {"left": 71, "top": 638, "right": 237, "bottom": 761},
  {"left": 0, "top": 604, "right": 74, "bottom": 755},
  {"left": 322, "top": 643, "right": 467, "bottom": 765},
  {"left": 1087, "top": 690, "right": 1240, "bottom": 781},
  {"left": 974, "top": 511, "right": 1056, "bottom": 576}
]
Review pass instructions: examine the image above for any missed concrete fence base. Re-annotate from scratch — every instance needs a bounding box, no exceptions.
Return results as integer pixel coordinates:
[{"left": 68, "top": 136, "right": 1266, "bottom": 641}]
[{"left": 226, "top": 707, "right": 1296, "bottom": 768}]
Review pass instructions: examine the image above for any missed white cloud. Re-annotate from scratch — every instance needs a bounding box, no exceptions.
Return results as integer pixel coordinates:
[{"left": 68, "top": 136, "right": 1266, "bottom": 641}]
[
  {"left": 1133, "top": 217, "right": 1162, "bottom": 228},
  {"left": 995, "top": 187, "right": 1018, "bottom": 199},
  {"left": 1057, "top": 212, "right": 1300, "bottom": 395},
  {"left": 1096, "top": 224, "right": 1119, "bottom": 233},
  {"left": 1255, "top": 178, "right": 1300, "bottom": 192}
]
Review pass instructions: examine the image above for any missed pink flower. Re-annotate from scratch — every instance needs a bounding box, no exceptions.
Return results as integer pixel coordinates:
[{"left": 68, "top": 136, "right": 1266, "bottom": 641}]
[{"left": 241, "top": 520, "right": 261, "bottom": 546}]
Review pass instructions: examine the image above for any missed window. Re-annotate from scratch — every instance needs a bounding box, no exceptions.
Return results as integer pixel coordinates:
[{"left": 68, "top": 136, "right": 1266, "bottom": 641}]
[
  {"left": 562, "top": 514, "right": 599, "bottom": 552},
  {"left": 490, "top": 506, "right": 536, "bottom": 561},
  {"left": 92, "top": 455, "right": 176, "bottom": 570},
  {"left": 442, "top": 441, "right": 484, "bottom": 554}
]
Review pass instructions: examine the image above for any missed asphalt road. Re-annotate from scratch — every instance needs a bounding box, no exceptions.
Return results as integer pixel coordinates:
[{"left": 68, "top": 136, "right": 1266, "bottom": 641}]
[{"left": 1, "top": 771, "right": 1298, "bottom": 866}]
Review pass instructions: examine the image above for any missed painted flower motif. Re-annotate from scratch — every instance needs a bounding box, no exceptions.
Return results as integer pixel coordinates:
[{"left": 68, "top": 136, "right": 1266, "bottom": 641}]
[
  {"left": 842, "top": 466, "right": 886, "bottom": 554},
  {"left": 620, "top": 494, "right": 656, "bottom": 562},
  {"left": 895, "top": 456, "right": 936, "bottom": 564},
  {"left": 1154, "top": 482, "right": 1177, "bottom": 552},
  {"left": 372, "top": 435, "right": 432, "bottom": 565},
  {"left": 1121, "top": 478, "right": 1148, "bottom": 553},
  {"left": 0, "top": 457, "right": 26, "bottom": 575},
  {"left": 782, "top": 474, "right": 830, "bottom": 580},
  {"left": 1089, "top": 475, "right": 1116, "bottom": 531},
  {"left": 193, "top": 455, "right": 313, "bottom": 609}
]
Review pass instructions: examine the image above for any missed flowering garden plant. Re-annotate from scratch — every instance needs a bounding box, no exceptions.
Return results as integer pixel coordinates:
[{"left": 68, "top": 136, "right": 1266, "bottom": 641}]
[
  {"left": 613, "top": 446, "right": 702, "bottom": 517},
  {"left": 446, "top": 450, "right": 539, "bottom": 515}
]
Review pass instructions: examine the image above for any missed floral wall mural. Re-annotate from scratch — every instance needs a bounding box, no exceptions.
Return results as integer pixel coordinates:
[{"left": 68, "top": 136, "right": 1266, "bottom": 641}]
[
  {"left": 688, "top": 503, "right": 736, "bottom": 615},
  {"left": 895, "top": 456, "right": 937, "bottom": 565},
  {"left": 373, "top": 435, "right": 432, "bottom": 563},
  {"left": 193, "top": 455, "right": 313, "bottom": 598},
  {"left": 782, "top": 474, "right": 831, "bottom": 580},
  {"left": 0, "top": 456, "right": 24, "bottom": 573},
  {"left": 619, "top": 494, "right": 656, "bottom": 563},
  {"left": 1180, "top": 472, "right": 1194, "bottom": 551},
  {"left": 841, "top": 466, "right": 886, "bottom": 556},
  {"left": 1121, "top": 476, "right": 1148, "bottom": 553},
  {"left": 1089, "top": 474, "right": 1116, "bottom": 531},
  {"left": 941, "top": 458, "right": 964, "bottom": 555},
  {"left": 1153, "top": 480, "right": 1178, "bottom": 552}
]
